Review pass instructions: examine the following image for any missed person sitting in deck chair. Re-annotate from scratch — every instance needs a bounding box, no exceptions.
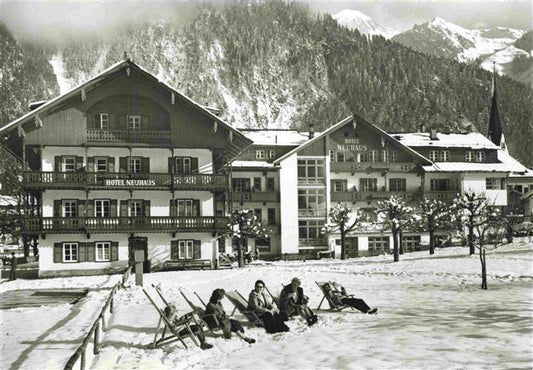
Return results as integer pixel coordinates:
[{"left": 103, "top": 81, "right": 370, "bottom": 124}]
[
  {"left": 323, "top": 282, "right": 378, "bottom": 315},
  {"left": 204, "top": 288, "right": 256, "bottom": 344},
  {"left": 164, "top": 304, "right": 214, "bottom": 349},
  {"left": 279, "top": 277, "right": 318, "bottom": 326},
  {"left": 248, "top": 280, "right": 289, "bottom": 334}
]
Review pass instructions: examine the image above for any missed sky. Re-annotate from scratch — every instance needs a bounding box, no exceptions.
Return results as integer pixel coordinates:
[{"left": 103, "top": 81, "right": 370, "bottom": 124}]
[{"left": 1, "top": 0, "right": 531, "bottom": 46}]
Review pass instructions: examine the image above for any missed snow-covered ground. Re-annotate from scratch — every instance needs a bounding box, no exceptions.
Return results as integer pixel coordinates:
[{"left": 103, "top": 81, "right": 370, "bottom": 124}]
[{"left": 2, "top": 240, "right": 532, "bottom": 369}]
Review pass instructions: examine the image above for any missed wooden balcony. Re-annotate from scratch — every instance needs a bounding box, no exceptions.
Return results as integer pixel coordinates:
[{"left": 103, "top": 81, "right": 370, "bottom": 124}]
[
  {"left": 331, "top": 191, "right": 415, "bottom": 202},
  {"left": 24, "top": 216, "right": 228, "bottom": 234},
  {"left": 23, "top": 172, "right": 228, "bottom": 191},
  {"left": 233, "top": 191, "right": 279, "bottom": 203},
  {"left": 423, "top": 191, "right": 459, "bottom": 201},
  {"left": 330, "top": 162, "right": 414, "bottom": 173},
  {"left": 87, "top": 130, "right": 171, "bottom": 144}
]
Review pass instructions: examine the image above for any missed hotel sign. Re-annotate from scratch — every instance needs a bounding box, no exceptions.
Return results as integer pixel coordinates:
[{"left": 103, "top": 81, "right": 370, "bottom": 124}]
[
  {"left": 337, "top": 138, "right": 368, "bottom": 152},
  {"left": 104, "top": 179, "right": 157, "bottom": 186}
]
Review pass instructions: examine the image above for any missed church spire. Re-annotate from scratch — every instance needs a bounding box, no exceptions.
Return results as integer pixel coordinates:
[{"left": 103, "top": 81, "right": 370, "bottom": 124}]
[{"left": 488, "top": 62, "right": 504, "bottom": 149}]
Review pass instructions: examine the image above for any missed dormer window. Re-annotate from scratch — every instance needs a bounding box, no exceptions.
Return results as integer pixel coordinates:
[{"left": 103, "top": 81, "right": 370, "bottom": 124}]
[
  {"left": 465, "top": 151, "right": 474, "bottom": 162},
  {"left": 391, "top": 151, "right": 398, "bottom": 163},
  {"left": 476, "top": 151, "right": 486, "bottom": 162},
  {"left": 256, "top": 150, "right": 265, "bottom": 159},
  {"left": 267, "top": 150, "right": 276, "bottom": 159},
  {"left": 439, "top": 151, "right": 450, "bottom": 162},
  {"left": 128, "top": 115, "right": 141, "bottom": 130},
  {"left": 429, "top": 151, "right": 438, "bottom": 162}
]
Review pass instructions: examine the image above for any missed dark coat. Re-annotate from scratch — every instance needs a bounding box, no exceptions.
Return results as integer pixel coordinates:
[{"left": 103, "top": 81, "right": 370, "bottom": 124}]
[{"left": 279, "top": 284, "right": 306, "bottom": 316}]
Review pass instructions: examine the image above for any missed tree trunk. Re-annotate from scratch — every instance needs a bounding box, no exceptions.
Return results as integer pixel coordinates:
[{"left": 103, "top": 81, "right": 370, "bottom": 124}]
[
  {"left": 340, "top": 224, "right": 345, "bottom": 260},
  {"left": 32, "top": 235, "right": 39, "bottom": 256},
  {"left": 468, "top": 225, "right": 475, "bottom": 255},
  {"left": 429, "top": 229, "right": 435, "bottom": 255},
  {"left": 480, "top": 248, "right": 487, "bottom": 289},
  {"left": 392, "top": 228, "right": 399, "bottom": 262},
  {"left": 237, "top": 238, "right": 244, "bottom": 268},
  {"left": 399, "top": 230, "right": 404, "bottom": 255},
  {"left": 22, "top": 234, "right": 30, "bottom": 257}
]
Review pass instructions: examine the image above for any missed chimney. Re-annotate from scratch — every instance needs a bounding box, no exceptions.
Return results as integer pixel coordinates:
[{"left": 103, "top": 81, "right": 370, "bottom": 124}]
[
  {"left": 420, "top": 124, "right": 426, "bottom": 133},
  {"left": 309, "top": 123, "right": 315, "bottom": 139},
  {"left": 29, "top": 101, "right": 47, "bottom": 111},
  {"left": 430, "top": 128, "right": 438, "bottom": 140}
]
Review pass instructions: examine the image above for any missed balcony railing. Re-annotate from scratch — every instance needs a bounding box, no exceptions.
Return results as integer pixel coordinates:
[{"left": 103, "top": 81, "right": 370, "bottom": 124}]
[
  {"left": 24, "top": 216, "right": 228, "bottom": 233},
  {"left": 298, "top": 209, "right": 327, "bottom": 217},
  {"left": 330, "top": 162, "right": 414, "bottom": 173},
  {"left": 87, "top": 130, "right": 171, "bottom": 144},
  {"left": 23, "top": 172, "right": 228, "bottom": 191},
  {"left": 233, "top": 191, "right": 279, "bottom": 203},
  {"left": 331, "top": 191, "right": 415, "bottom": 202},
  {"left": 423, "top": 191, "right": 459, "bottom": 201}
]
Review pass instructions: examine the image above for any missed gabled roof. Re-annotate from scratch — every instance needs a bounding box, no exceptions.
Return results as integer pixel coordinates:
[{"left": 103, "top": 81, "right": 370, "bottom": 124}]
[
  {"left": 239, "top": 129, "right": 309, "bottom": 146},
  {"left": 273, "top": 114, "right": 432, "bottom": 165},
  {"left": 394, "top": 132, "right": 500, "bottom": 150},
  {"left": 0, "top": 59, "right": 252, "bottom": 161}
]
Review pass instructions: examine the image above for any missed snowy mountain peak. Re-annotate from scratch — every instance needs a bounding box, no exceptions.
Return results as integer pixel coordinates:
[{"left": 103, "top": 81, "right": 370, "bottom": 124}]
[{"left": 333, "top": 9, "right": 398, "bottom": 39}]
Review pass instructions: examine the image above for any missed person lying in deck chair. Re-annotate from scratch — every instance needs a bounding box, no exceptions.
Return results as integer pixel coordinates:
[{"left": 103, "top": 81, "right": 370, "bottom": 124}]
[
  {"left": 204, "top": 289, "right": 256, "bottom": 344},
  {"left": 164, "top": 304, "right": 214, "bottom": 349},
  {"left": 279, "top": 277, "right": 318, "bottom": 326},
  {"left": 249, "top": 280, "right": 289, "bottom": 334},
  {"left": 323, "top": 282, "right": 378, "bottom": 315}
]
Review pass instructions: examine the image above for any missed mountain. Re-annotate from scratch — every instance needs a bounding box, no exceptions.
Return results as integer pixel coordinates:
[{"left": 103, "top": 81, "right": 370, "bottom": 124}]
[
  {"left": 332, "top": 9, "right": 398, "bottom": 39},
  {"left": 392, "top": 17, "right": 530, "bottom": 84},
  {"left": 0, "top": 4, "right": 532, "bottom": 167}
]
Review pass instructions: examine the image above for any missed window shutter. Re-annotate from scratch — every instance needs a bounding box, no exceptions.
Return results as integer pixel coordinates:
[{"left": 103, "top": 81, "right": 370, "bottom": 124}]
[
  {"left": 193, "top": 200, "right": 200, "bottom": 216},
  {"left": 108, "top": 114, "right": 115, "bottom": 130},
  {"left": 142, "top": 115, "right": 148, "bottom": 128},
  {"left": 54, "top": 200, "right": 61, "bottom": 217},
  {"left": 191, "top": 158, "right": 198, "bottom": 174},
  {"left": 119, "top": 115, "right": 127, "bottom": 130},
  {"left": 87, "top": 200, "right": 94, "bottom": 217},
  {"left": 402, "top": 179, "right": 406, "bottom": 191},
  {"left": 108, "top": 157, "right": 115, "bottom": 172},
  {"left": 87, "top": 242, "right": 95, "bottom": 262},
  {"left": 87, "top": 157, "right": 94, "bottom": 172},
  {"left": 55, "top": 156, "right": 61, "bottom": 172},
  {"left": 193, "top": 240, "right": 201, "bottom": 259},
  {"left": 142, "top": 157, "right": 150, "bottom": 173},
  {"left": 168, "top": 157, "right": 175, "bottom": 173},
  {"left": 110, "top": 200, "right": 118, "bottom": 217},
  {"left": 111, "top": 242, "right": 119, "bottom": 261},
  {"left": 170, "top": 240, "right": 178, "bottom": 260},
  {"left": 76, "top": 156, "right": 84, "bottom": 171},
  {"left": 78, "top": 242, "right": 86, "bottom": 262},
  {"left": 373, "top": 178, "right": 377, "bottom": 190},
  {"left": 119, "top": 157, "right": 128, "bottom": 172},
  {"left": 120, "top": 200, "right": 128, "bottom": 217},
  {"left": 54, "top": 243, "right": 62, "bottom": 263},
  {"left": 94, "top": 114, "right": 100, "bottom": 129},
  {"left": 77, "top": 200, "right": 85, "bottom": 217},
  {"left": 170, "top": 199, "right": 176, "bottom": 217},
  {"left": 144, "top": 200, "right": 151, "bottom": 217}
]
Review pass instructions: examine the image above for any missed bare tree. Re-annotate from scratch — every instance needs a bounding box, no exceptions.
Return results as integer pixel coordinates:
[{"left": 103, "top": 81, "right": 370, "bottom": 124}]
[
  {"left": 323, "top": 203, "right": 363, "bottom": 260},
  {"left": 377, "top": 196, "right": 418, "bottom": 262},
  {"left": 226, "top": 209, "right": 269, "bottom": 268},
  {"left": 417, "top": 197, "right": 453, "bottom": 255}
]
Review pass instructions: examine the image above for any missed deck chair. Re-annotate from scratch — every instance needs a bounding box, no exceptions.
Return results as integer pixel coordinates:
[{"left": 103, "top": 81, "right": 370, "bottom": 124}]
[
  {"left": 143, "top": 288, "right": 201, "bottom": 349},
  {"left": 264, "top": 285, "right": 280, "bottom": 306},
  {"left": 224, "top": 290, "right": 264, "bottom": 327},
  {"left": 178, "top": 288, "right": 222, "bottom": 333},
  {"left": 315, "top": 281, "right": 356, "bottom": 312}
]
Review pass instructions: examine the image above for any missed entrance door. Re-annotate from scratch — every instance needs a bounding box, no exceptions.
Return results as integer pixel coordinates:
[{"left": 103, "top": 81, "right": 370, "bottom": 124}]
[
  {"left": 345, "top": 237, "right": 359, "bottom": 258},
  {"left": 129, "top": 237, "right": 149, "bottom": 273}
]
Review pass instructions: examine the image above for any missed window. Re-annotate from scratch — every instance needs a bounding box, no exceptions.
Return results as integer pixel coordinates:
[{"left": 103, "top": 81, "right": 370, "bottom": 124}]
[
  {"left": 128, "top": 115, "right": 141, "bottom": 130},
  {"left": 232, "top": 178, "right": 251, "bottom": 192},
  {"left": 368, "top": 237, "right": 389, "bottom": 253},
  {"left": 359, "top": 153, "right": 367, "bottom": 162},
  {"left": 298, "top": 189, "right": 326, "bottom": 216},
  {"left": 465, "top": 151, "right": 474, "bottom": 162},
  {"left": 476, "top": 151, "right": 486, "bottom": 162},
  {"left": 329, "top": 150, "right": 335, "bottom": 163},
  {"left": 332, "top": 179, "right": 348, "bottom": 192},
  {"left": 391, "top": 151, "right": 398, "bottom": 163},
  {"left": 360, "top": 178, "right": 378, "bottom": 192},
  {"left": 389, "top": 178, "right": 406, "bottom": 192},
  {"left": 63, "top": 156, "right": 76, "bottom": 172},
  {"left": 63, "top": 243, "right": 78, "bottom": 262},
  {"left": 266, "top": 178, "right": 275, "bottom": 191},
  {"left": 336, "top": 152, "right": 345, "bottom": 163},
  {"left": 175, "top": 157, "right": 192, "bottom": 174},
  {"left": 429, "top": 151, "right": 438, "bottom": 162},
  {"left": 430, "top": 179, "right": 451, "bottom": 191},
  {"left": 381, "top": 150, "right": 389, "bottom": 163},
  {"left": 439, "top": 151, "right": 450, "bottom": 162},
  {"left": 131, "top": 200, "right": 143, "bottom": 217},
  {"left": 401, "top": 236, "right": 420, "bottom": 251},
  {"left": 486, "top": 178, "right": 503, "bottom": 190},
  {"left": 95, "top": 242, "right": 111, "bottom": 262},
  {"left": 63, "top": 200, "right": 77, "bottom": 218},
  {"left": 100, "top": 113, "right": 109, "bottom": 130},
  {"left": 254, "top": 208, "right": 263, "bottom": 223},
  {"left": 253, "top": 177, "right": 261, "bottom": 192},
  {"left": 256, "top": 237, "right": 271, "bottom": 251},
  {"left": 256, "top": 150, "right": 265, "bottom": 159},
  {"left": 129, "top": 157, "right": 142, "bottom": 173},
  {"left": 177, "top": 199, "right": 194, "bottom": 216},
  {"left": 369, "top": 150, "right": 378, "bottom": 163},
  {"left": 179, "top": 240, "right": 194, "bottom": 259},
  {"left": 268, "top": 208, "right": 276, "bottom": 225},
  {"left": 299, "top": 220, "right": 326, "bottom": 244},
  {"left": 95, "top": 199, "right": 110, "bottom": 217},
  {"left": 267, "top": 150, "right": 276, "bottom": 159},
  {"left": 297, "top": 159, "right": 325, "bottom": 183},
  {"left": 96, "top": 157, "right": 108, "bottom": 172}
]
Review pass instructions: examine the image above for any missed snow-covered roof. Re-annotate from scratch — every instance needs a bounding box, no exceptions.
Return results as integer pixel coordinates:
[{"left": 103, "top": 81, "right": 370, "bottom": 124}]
[
  {"left": 231, "top": 160, "right": 275, "bottom": 169},
  {"left": 509, "top": 168, "right": 533, "bottom": 178},
  {"left": 394, "top": 132, "right": 499, "bottom": 149},
  {"left": 422, "top": 150, "right": 528, "bottom": 173},
  {"left": 0, "top": 196, "right": 17, "bottom": 207},
  {"left": 239, "top": 129, "right": 309, "bottom": 146}
]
